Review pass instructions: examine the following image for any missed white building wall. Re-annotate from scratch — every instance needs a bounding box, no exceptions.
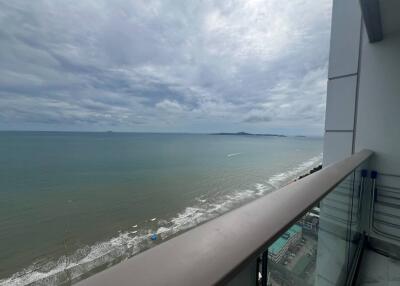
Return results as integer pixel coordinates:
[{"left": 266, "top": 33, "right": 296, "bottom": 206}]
[
  {"left": 323, "top": 0, "right": 361, "bottom": 165},
  {"left": 319, "top": 0, "right": 400, "bottom": 284},
  {"left": 327, "top": 0, "right": 361, "bottom": 78},
  {"left": 355, "top": 27, "right": 400, "bottom": 244},
  {"left": 355, "top": 29, "right": 400, "bottom": 175}
]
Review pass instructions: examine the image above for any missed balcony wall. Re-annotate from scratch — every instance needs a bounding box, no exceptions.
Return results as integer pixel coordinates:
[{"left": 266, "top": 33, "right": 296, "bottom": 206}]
[{"left": 322, "top": 0, "right": 400, "bottom": 284}]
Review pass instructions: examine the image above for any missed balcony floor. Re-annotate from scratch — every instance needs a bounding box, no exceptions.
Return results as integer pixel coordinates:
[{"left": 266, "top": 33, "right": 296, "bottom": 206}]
[{"left": 357, "top": 249, "right": 400, "bottom": 285}]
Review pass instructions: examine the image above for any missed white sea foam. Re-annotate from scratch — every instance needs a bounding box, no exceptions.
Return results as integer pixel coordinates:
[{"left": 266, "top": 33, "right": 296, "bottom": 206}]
[
  {"left": 0, "top": 154, "right": 322, "bottom": 286},
  {"left": 0, "top": 228, "right": 158, "bottom": 286},
  {"left": 267, "top": 153, "right": 322, "bottom": 189}
]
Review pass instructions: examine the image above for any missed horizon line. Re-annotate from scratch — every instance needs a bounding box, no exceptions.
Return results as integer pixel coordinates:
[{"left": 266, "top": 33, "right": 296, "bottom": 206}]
[{"left": 0, "top": 129, "right": 324, "bottom": 137}]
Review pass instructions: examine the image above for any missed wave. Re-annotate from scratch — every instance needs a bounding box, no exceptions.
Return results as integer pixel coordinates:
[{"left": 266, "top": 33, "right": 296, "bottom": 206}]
[
  {"left": 227, "top": 153, "right": 241, "bottom": 157},
  {"left": 0, "top": 154, "right": 322, "bottom": 286}
]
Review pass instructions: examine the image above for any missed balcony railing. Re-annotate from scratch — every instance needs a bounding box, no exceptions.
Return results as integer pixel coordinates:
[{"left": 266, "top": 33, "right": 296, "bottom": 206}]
[{"left": 76, "top": 150, "right": 373, "bottom": 286}]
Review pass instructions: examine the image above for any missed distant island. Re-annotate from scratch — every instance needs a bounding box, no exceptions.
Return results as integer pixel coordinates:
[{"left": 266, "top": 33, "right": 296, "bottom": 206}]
[{"left": 211, "top": 132, "right": 287, "bottom": 137}]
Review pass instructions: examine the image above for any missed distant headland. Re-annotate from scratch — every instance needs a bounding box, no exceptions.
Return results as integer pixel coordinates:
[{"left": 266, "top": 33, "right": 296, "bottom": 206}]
[{"left": 210, "top": 131, "right": 287, "bottom": 137}]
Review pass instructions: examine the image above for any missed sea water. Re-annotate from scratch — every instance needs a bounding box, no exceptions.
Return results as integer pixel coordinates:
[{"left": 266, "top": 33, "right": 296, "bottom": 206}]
[{"left": 0, "top": 132, "right": 322, "bottom": 285}]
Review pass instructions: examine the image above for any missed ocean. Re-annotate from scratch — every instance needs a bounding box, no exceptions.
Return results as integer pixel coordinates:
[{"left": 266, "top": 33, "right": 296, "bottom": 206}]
[{"left": 0, "top": 132, "right": 322, "bottom": 285}]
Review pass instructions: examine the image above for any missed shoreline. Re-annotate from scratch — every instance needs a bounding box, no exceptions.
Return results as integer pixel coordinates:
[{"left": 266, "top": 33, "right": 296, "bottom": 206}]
[{"left": 294, "top": 164, "right": 322, "bottom": 181}]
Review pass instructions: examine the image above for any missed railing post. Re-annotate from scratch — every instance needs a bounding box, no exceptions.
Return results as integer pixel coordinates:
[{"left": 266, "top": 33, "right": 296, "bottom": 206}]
[{"left": 261, "top": 251, "right": 268, "bottom": 286}]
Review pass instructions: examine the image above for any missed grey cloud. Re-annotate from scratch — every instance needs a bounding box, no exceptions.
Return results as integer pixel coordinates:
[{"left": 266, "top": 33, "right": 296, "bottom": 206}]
[
  {"left": 243, "top": 115, "right": 272, "bottom": 123},
  {"left": 0, "top": 0, "right": 332, "bottom": 135}
]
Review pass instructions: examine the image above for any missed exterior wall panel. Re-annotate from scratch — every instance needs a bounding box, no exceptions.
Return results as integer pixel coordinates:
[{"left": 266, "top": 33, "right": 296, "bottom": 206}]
[
  {"left": 325, "top": 76, "right": 357, "bottom": 131},
  {"left": 328, "top": 0, "right": 362, "bottom": 78},
  {"left": 323, "top": 132, "right": 353, "bottom": 165}
]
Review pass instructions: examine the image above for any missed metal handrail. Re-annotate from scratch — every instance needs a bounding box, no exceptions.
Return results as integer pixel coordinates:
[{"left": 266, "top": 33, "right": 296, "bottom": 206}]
[{"left": 76, "top": 150, "right": 373, "bottom": 286}]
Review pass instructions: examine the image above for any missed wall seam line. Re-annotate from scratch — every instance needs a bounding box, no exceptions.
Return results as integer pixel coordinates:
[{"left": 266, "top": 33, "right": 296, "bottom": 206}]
[
  {"left": 325, "top": 130, "right": 354, "bottom": 133},
  {"left": 352, "top": 17, "right": 364, "bottom": 154},
  {"left": 328, "top": 73, "right": 358, "bottom": 80}
]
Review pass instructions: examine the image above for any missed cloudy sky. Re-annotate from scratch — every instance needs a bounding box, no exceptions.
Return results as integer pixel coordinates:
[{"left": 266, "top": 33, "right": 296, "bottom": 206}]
[{"left": 0, "top": 0, "right": 332, "bottom": 135}]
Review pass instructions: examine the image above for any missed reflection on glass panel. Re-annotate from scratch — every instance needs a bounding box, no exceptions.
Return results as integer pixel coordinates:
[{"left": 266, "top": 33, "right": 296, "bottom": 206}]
[
  {"left": 263, "top": 210, "right": 319, "bottom": 286},
  {"left": 314, "top": 166, "right": 366, "bottom": 286},
  {"left": 262, "top": 166, "right": 367, "bottom": 286}
]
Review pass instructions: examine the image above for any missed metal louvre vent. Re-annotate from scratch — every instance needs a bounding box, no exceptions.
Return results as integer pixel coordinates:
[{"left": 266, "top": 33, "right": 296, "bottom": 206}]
[{"left": 370, "top": 173, "right": 400, "bottom": 242}]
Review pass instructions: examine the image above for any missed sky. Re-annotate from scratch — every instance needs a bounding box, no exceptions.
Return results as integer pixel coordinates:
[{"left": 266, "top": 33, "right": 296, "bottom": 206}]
[{"left": 0, "top": 0, "right": 332, "bottom": 136}]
